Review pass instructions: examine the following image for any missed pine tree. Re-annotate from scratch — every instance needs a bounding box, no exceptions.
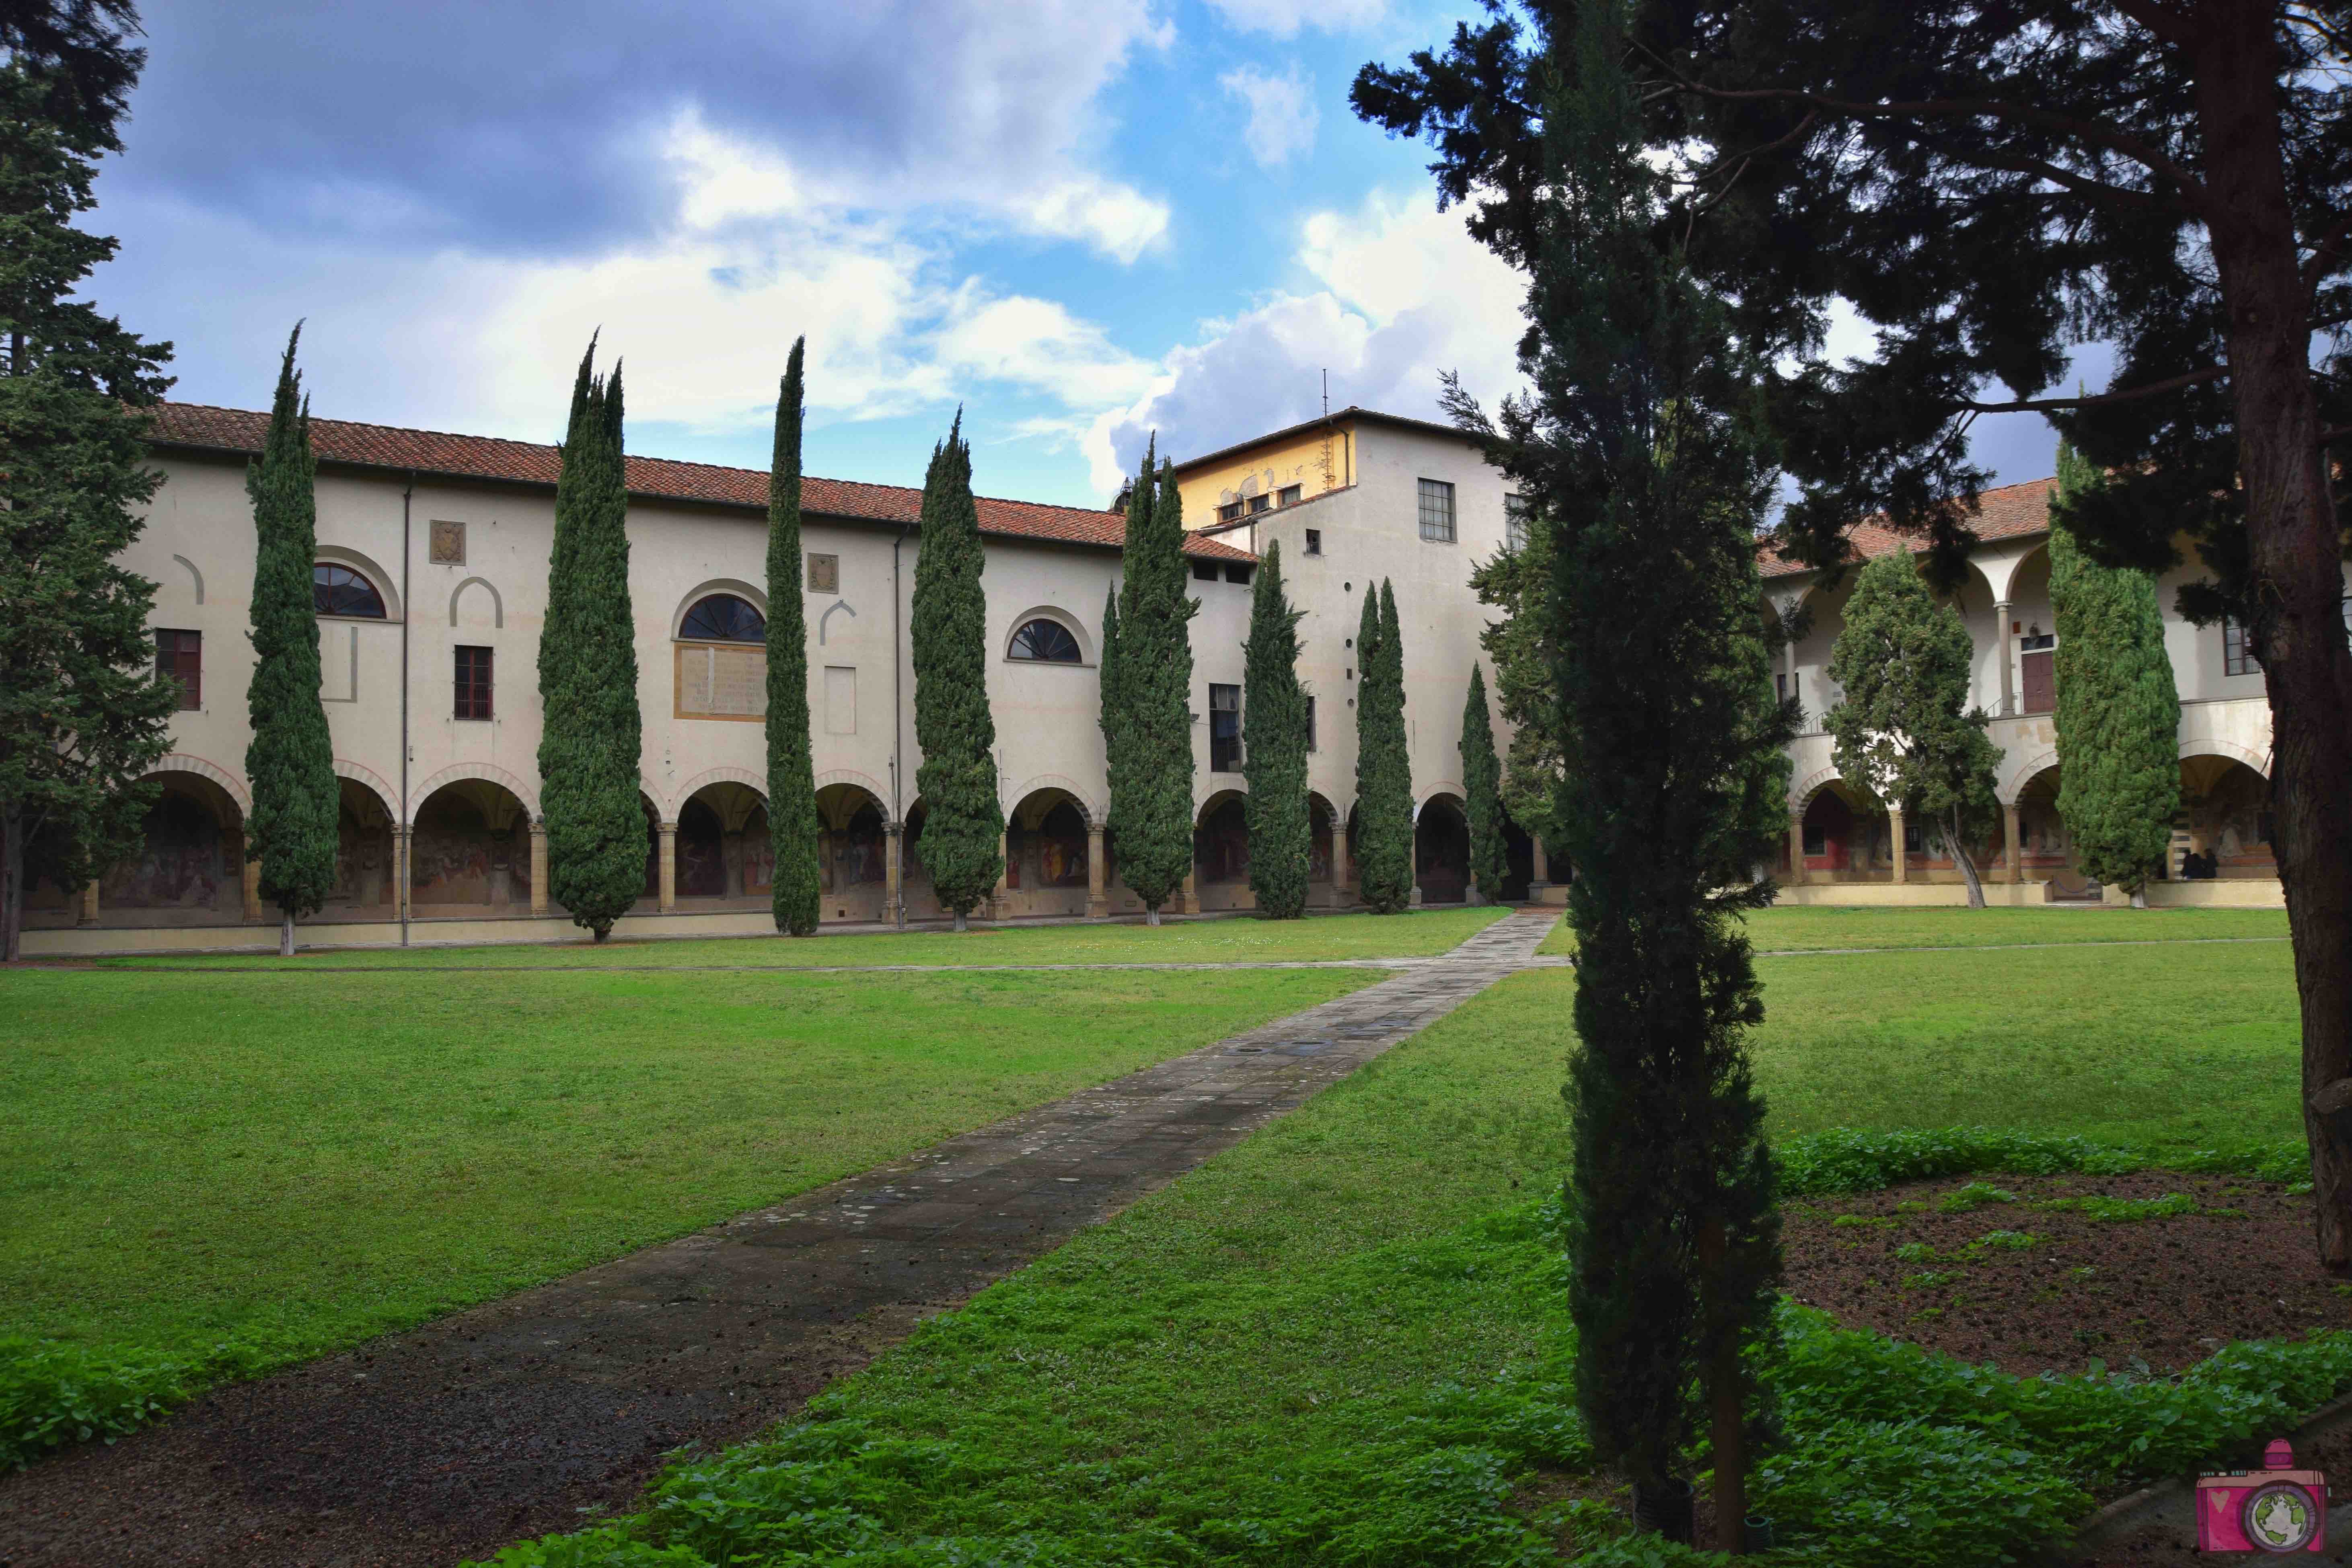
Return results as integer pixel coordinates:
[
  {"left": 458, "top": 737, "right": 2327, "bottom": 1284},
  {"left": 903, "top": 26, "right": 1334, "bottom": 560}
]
[
  {"left": 1106, "top": 440, "right": 1196, "bottom": 924},
  {"left": 911, "top": 412, "right": 1002, "bottom": 929},
  {"left": 1468, "top": 505, "right": 1565, "bottom": 849},
  {"left": 242, "top": 327, "right": 339, "bottom": 957},
  {"left": 765, "top": 338, "right": 822, "bottom": 936},
  {"left": 2051, "top": 443, "right": 2180, "bottom": 904},
  {"left": 1353, "top": 580, "right": 1414, "bottom": 912},
  {"left": 0, "top": 42, "right": 176, "bottom": 964},
  {"left": 1462, "top": 663, "right": 1507, "bottom": 903},
  {"left": 1243, "top": 540, "right": 1310, "bottom": 919},
  {"left": 537, "top": 340, "right": 644, "bottom": 941},
  {"left": 1096, "top": 580, "right": 1123, "bottom": 908},
  {"left": 1825, "top": 551, "right": 2003, "bottom": 908}
]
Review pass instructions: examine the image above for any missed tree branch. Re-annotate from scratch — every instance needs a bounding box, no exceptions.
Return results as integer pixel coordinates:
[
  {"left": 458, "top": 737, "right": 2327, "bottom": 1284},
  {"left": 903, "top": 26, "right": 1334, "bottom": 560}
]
[
  {"left": 2106, "top": 0, "right": 2197, "bottom": 46},
  {"left": 2304, "top": 209, "right": 2352, "bottom": 293},
  {"left": 1958, "top": 364, "right": 2227, "bottom": 413},
  {"left": 1970, "top": 151, "right": 2183, "bottom": 213}
]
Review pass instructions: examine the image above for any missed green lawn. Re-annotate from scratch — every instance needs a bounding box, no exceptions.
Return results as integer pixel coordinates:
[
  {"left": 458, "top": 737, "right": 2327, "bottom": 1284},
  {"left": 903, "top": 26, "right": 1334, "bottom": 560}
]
[
  {"left": 0, "top": 964, "right": 1370, "bottom": 1366},
  {"left": 483, "top": 919, "right": 2318, "bottom": 1568},
  {"left": 91, "top": 905, "right": 1509, "bottom": 970},
  {"left": 1535, "top": 900, "right": 2286, "bottom": 956}
]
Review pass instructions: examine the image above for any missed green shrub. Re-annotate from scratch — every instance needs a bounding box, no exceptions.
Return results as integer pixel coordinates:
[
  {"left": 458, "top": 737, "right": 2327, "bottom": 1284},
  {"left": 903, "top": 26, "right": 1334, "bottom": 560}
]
[
  {"left": 0, "top": 1338, "right": 194, "bottom": 1468},
  {"left": 1778, "top": 1126, "right": 2306, "bottom": 1196},
  {"left": 1935, "top": 1183, "right": 2017, "bottom": 1214},
  {"left": 2033, "top": 1193, "right": 2199, "bottom": 1223}
]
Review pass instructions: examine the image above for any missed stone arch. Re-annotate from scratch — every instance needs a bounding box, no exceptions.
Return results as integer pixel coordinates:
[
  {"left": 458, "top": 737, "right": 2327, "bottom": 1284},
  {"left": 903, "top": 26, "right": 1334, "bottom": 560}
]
[
  {"left": 814, "top": 779, "right": 890, "bottom": 921},
  {"left": 677, "top": 773, "right": 770, "bottom": 900},
  {"left": 2180, "top": 737, "right": 2270, "bottom": 777},
  {"left": 1790, "top": 765, "right": 1847, "bottom": 812},
  {"left": 1007, "top": 773, "right": 1101, "bottom": 825},
  {"left": 1001, "top": 605, "right": 1095, "bottom": 665},
  {"left": 99, "top": 764, "right": 248, "bottom": 919},
  {"left": 670, "top": 578, "right": 769, "bottom": 641},
  {"left": 146, "top": 752, "right": 251, "bottom": 816},
  {"left": 1413, "top": 781, "right": 1468, "bottom": 824},
  {"left": 313, "top": 544, "right": 403, "bottom": 621},
  {"left": 812, "top": 769, "right": 890, "bottom": 816},
  {"left": 2177, "top": 749, "right": 2276, "bottom": 880},
  {"left": 1997, "top": 748, "right": 2060, "bottom": 807},
  {"left": 676, "top": 766, "right": 769, "bottom": 810},
  {"left": 1192, "top": 786, "right": 1251, "bottom": 903},
  {"left": 1414, "top": 789, "right": 1471, "bottom": 902},
  {"left": 1005, "top": 784, "right": 1094, "bottom": 912},
  {"left": 409, "top": 773, "right": 535, "bottom": 911},
  {"left": 332, "top": 759, "right": 400, "bottom": 824},
  {"left": 1307, "top": 790, "right": 1342, "bottom": 889},
  {"left": 447, "top": 575, "right": 504, "bottom": 629},
  {"left": 407, "top": 762, "right": 539, "bottom": 826}
]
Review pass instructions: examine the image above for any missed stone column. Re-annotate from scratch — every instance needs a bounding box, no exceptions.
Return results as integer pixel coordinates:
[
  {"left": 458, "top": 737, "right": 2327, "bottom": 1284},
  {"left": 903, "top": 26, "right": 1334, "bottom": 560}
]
[
  {"left": 1889, "top": 807, "right": 1908, "bottom": 884},
  {"left": 1176, "top": 867, "right": 1196, "bottom": 916},
  {"left": 657, "top": 821, "right": 678, "bottom": 912},
  {"left": 1086, "top": 822, "right": 1108, "bottom": 918},
  {"left": 1787, "top": 811, "right": 1807, "bottom": 886},
  {"left": 1993, "top": 600, "right": 2015, "bottom": 716},
  {"left": 389, "top": 828, "right": 409, "bottom": 925},
  {"left": 2002, "top": 801, "right": 2023, "bottom": 884},
  {"left": 885, "top": 822, "right": 905, "bottom": 925},
  {"left": 529, "top": 821, "right": 549, "bottom": 915},
  {"left": 990, "top": 830, "right": 1010, "bottom": 921},
  {"left": 78, "top": 880, "right": 99, "bottom": 926}
]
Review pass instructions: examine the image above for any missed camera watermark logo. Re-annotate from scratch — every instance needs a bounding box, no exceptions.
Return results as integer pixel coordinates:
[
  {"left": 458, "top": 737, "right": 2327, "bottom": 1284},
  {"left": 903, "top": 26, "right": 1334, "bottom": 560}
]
[{"left": 2198, "top": 1438, "right": 2327, "bottom": 1554}]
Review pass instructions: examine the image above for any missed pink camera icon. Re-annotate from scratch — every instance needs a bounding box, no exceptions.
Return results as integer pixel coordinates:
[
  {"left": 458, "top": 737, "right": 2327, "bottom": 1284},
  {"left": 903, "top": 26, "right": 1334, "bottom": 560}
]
[{"left": 2197, "top": 1438, "right": 2327, "bottom": 1554}]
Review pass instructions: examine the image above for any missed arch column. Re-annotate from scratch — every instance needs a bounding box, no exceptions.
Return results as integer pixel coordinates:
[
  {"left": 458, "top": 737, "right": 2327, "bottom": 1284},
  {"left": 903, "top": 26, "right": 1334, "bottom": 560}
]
[
  {"left": 1086, "top": 822, "right": 1108, "bottom": 919},
  {"left": 529, "top": 821, "right": 549, "bottom": 915},
  {"left": 2002, "top": 801, "right": 2022, "bottom": 884},
  {"left": 989, "top": 830, "right": 1009, "bottom": 921},
  {"left": 1787, "top": 810, "right": 1806, "bottom": 886},
  {"left": 1176, "top": 867, "right": 1196, "bottom": 916},
  {"left": 390, "top": 828, "right": 409, "bottom": 924},
  {"left": 1993, "top": 600, "right": 2015, "bottom": 715},
  {"left": 658, "top": 821, "right": 678, "bottom": 912},
  {"left": 1889, "top": 806, "right": 1908, "bottom": 884},
  {"left": 78, "top": 880, "right": 99, "bottom": 926},
  {"left": 885, "top": 823, "right": 905, "bottom": 927}
]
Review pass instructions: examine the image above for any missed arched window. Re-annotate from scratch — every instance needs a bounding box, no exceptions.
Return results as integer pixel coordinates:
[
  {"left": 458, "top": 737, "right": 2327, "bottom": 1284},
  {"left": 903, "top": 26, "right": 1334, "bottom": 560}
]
[
  {"left": 1009, "top": 617, "right": 1081, "bottom": 663},
  {"left": 314, "top": 563, "right": 387, "bottom": 619},
  {"left": 680, "top": 594, "right": 766, "bottom": 643}
]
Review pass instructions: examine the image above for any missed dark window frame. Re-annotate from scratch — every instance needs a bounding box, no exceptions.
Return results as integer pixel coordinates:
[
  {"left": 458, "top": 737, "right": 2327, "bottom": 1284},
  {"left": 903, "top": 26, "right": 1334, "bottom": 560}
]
[
  {"left": 313, "top": 563, "right": 387, "bottom": 619},
  {"left": 1191, "top": 558, "right": 1219, "bottom": 582},
  {"left": 454, "top": 644, "right": 493, "bottom": 720},
  {"left": 1277, "top": 485, "right": 1301, "bottom": 507},
  {"left": 1304, "top": 528, "right": 1322, "bottom": 556},
  {"left": 156, "top": 628, "right": 201, "bottom": 710},
  {"left": 1417, "top": 477, "right": 1457, "bottom": 543},
  {"left": 1505, "top": 494, "right": 1531, "bottom": 552},
  {"left": 1009, "top": 617, "right": 1083, "bottom": 664},
  {"left": 1208, "top": 682, "right": 1243, "bottom": 773},
  {"left": 678, "top": 593, "right": 767, "bottom": 643}
]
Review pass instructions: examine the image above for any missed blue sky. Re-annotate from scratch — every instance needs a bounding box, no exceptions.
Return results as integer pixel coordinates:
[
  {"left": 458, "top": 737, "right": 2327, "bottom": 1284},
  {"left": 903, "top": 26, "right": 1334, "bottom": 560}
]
[{"left": 88, "top": 0, "right": 2083, "bottom": 508}]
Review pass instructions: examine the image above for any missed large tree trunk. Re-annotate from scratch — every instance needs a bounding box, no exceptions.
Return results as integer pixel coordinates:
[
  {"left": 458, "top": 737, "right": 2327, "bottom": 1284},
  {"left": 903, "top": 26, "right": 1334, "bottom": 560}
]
[
  {"left": 2, "top": 806, "right": 23, "bottom": 965},
  {"left": 280, "top": 911, "right": 294, "bottom": 959},
  {"left": 1699, "top": 1220, "right": 1747, "bottom": 1554},
  {"left": 1941, "top": 814, "right": 1986, "bottom": 909},
  {"left": 954, "top": 909, "right": 967, "bottom": 933},
  {"left": 1147, "top": 905, "right": 1160, "bottom": 928},
  {"left": 2194, "top": 5, "right": 2352, "bottom": 1274}
]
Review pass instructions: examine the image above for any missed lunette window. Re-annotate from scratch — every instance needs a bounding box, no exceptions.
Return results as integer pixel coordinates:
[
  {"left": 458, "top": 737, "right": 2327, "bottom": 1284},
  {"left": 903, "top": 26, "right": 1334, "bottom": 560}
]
[
  {"left": 313, "top": 563, "right": 386, "bottom": 618},
  {"left": 1009, "top": 618, "right": 1082, "bottom": 663},
  {"left": 679, "top": 594, "right": 766, "bottom": 643},
  {"left": 454, "top": 645, "right": 493, "bottom": 719}
]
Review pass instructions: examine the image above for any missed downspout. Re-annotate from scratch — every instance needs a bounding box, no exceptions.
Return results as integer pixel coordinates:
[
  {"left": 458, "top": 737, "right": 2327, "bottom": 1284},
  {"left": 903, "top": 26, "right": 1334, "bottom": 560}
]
[
  {"left": 892, "top": 523, "right": 910, "bottom": 930},
  {"left": 399, "top": 473, "right": 414, "bottom": 947}
]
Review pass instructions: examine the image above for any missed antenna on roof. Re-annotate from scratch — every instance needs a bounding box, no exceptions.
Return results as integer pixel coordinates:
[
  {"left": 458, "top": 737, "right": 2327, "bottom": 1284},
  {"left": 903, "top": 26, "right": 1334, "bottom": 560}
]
[
  {"left": 1322, "top": 369, "right": 1329, "bottom": 420},
  {"left": 1319, "top": 370, "right": 1335, "bottom": 490}
]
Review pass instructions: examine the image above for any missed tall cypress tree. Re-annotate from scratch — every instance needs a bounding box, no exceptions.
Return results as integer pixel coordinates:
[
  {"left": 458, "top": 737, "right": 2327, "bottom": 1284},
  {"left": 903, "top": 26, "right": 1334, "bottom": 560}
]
[
  {"left": 2051, "top": 443, "right": 2181, "bottom": 905},
  {"left": 243, "top": 327, "right": 339, "bottom": 958},
  {"left": 0, "top": 38, "right": 177, "bottom": 965},
  {"left": 1243, "top": 540, "right": 1310, "bottom": 919},
  {"left": 537, "top": 341, "right": 643, "bottom": 941},
  {"left": 1462, "top": 663, "right": 1507, "bottom": 903},
  {"left": 1106, "top": 440, "right": 1196, "bottom": 925},
  {"left": 911, "top": 412, "right": 1002, "bottom": 929},
  {"left": 765, "top": 338, "right": 822, "bottom": 936},
  {"left": 1353, "top": 579, "right": 1414, "bottom": 912},
  {"left": 1096, "top": 580, "right": 1123, "bottom": 908}
]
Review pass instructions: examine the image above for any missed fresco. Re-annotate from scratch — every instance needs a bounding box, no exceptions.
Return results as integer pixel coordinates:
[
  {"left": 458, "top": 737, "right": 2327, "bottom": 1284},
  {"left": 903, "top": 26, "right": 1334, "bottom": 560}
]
[
  {"left": 677, "top": 801, "right": 728, "bottom": 897},
  {"left": 1195, "top": 800, "right": 1250, "bottom": 884},
  {"left": 411, "top": 794, "right": 526, "bottom": 905},
  {"left": 102, "top": 792, "right": 228, "bottom": 909}
]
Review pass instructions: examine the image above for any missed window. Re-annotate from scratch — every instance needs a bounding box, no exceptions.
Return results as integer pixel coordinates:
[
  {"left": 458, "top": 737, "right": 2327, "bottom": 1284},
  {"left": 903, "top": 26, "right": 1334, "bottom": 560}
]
[
  {"left": 679, "top": 593, "right": 766, "bottom": 643},
  {"left": 1505, "top": 494, "right": 1531, "bottom": 552},
  {"left": 1417, "top": 477, "right": 1456, "bottom": 543},
  {"left": 1903, "top": 818, "right": 1922, "bottom": 854},
  {"left": 313, "top": 563, "right": 386, "bottom": 618},
  {"left": 156, "top": 629, "right": 201, "bottom": 710},
  {"left": 2224, "top": 615, "right": 2257, "bottom": 676},
  {"left": 1209, "top": 684, "right": 1242, "bottom": 772},
  {"left": 1248, "top": 494, "right": 1271, "bottom": 515},
  {"left": 1277, "top": 485, "right": 1301, "bottom": 507},
  {"left": 1304, "top": 528, "right": 1322, "bottom": 556},
  {"left": 1803, "top": 820, "right": 1827, "bottom": 856},
  {"left": 428, "top": 519, "right": 465, "bottom": 565},
  {"left": 1224, "top": 562, "right": 1254, "bottom": 585},
  {"left": 454, "top": 645, "right": 493, "bottom": 719},
  {"left": 1217, "top": 500, "right": 1245, "bottom": 523},
  {"left": 2019, "top": 629, "right": 2057, "bottom": 713},
  {"left": 1305, "top": 695, "right": 1317, "bottom": 752},
  {"left": 1192, "top": 558, "right": 1220, "bottom": 581},
  {"left": 806, "top": 553, "right": 839, "bottom": 594},
  {"left": 1009, "top": 617, "right": 1082, "bottom": 663},
  {"left": 1775, "top": 671, "right": 1795, "bottom": 704}
]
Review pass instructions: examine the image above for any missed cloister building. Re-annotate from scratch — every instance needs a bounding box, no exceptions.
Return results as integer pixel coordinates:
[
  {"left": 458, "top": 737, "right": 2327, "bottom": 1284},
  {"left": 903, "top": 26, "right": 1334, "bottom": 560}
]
[{"left": 16, "top": 401, "right": 2321, "bottom": 956}]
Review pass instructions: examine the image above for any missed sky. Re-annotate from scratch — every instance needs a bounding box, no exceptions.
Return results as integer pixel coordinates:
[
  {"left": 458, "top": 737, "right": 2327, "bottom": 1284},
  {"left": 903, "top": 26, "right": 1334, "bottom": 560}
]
[{"left": 87, "top": 0, "right": 2089, "bottom": 509}]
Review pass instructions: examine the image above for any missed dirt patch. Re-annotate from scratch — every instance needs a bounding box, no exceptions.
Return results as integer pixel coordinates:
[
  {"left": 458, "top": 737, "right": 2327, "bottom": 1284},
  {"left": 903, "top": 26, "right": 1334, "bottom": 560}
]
[{"left": 1784, "top": 1171, "right": 2351, "bottom": 1377}]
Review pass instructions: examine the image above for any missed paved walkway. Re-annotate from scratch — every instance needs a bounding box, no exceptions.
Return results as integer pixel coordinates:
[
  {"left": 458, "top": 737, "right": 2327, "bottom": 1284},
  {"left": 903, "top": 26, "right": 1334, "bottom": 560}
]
[{"left": 0, "top": 911, "right": 1557, "bottom": 1568}]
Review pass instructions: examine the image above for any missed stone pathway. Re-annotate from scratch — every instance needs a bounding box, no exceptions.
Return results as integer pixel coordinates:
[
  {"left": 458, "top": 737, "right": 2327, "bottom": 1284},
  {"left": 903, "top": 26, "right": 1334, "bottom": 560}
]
[{"left": 0, "top": 911, "right": 1557, "bottom": 1568}]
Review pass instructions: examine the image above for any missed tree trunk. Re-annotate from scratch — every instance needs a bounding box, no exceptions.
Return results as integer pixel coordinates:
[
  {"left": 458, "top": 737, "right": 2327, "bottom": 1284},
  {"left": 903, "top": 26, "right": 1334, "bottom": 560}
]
[
  {"left": 954, "top": 909, "right": 967, "bottom": 933},
  {"left": 1941, "top": 815, "right": 1986, "bottom": 909},
  {"left": 1, "top": 806, "right": 23, "bottom": 965},
  {"left": 279, "top": 911, "right": 294, "bottom": 958},
  {"left": 1698, "top": 1219, "right": 1745, "bottom": 1553},
  {"left": 1147, "top": 905, "right": 1160, "bottom": 928},
  {"left": 2193, "top": 4, "right": 2352, "bottom": 1274},
  {"left": 593, "top": 923, "right": 611, "bottom": 943}
]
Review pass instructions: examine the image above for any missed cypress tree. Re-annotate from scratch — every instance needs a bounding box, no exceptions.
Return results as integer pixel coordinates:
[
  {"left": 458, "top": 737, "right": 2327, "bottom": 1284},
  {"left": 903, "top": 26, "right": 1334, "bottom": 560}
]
[
  {"left": 1096, "top": 580, "right": 1122, "bottom": 908},
  {"left": 1462, "top": 663, "right": 1506, "bottom": 903},
  {"left": 910, "top": 412, "right": 1002, "bottom": 929},
  {"left": 765, "top": 338, "right": 822, "bottom": 935},
  {"left": 1242, "top": 540, "right": 1310, "bottom": 919},
  {"left": 0, "top": 40, "right": 177, "bottom": 964},
  {"left": 243, "top": 326, "right": 339, "bottom": 958},
  {"left": 537, "top": 340, "right": 644, "bottom": 941},
  {"left": 1353, "top": 580, "right": 1414, "bottom": 912},
  {"left": 1825, "top": 551, "right": 2003, "bottom": 907},
  {"left": 2051, "top": 443, "right": 2181, "bottom": 904},
  {"left": 1106, "top": 440, "right": 1196, "bottom": 925}
]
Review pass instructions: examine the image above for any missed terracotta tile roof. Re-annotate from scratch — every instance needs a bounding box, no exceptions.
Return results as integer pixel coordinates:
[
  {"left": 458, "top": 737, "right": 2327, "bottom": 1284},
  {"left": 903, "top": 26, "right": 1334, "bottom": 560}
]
[
  {"left": 1760, "top": 477, "right": 2054, "bottom": 579},
  {"left": 145, "top": 402, "right": 1253, "bottom": 561}
]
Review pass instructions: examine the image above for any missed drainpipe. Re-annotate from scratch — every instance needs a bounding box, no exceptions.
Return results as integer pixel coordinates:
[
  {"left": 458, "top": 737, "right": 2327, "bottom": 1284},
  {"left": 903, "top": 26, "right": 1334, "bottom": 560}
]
[
  {"left": 892, "top": 523, "right": 910, "bottom": 929},
  {"left": 399, "top": 473, "right": 414, "bottom": 947}
]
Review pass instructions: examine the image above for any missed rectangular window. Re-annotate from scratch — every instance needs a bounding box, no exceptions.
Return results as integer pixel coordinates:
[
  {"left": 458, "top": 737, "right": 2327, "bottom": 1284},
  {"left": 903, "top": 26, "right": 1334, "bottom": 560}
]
[
  {"left": 1304, "top": 528, "right": 1322, "bottom": 556},
  {"left": 806, "top": 553, "right": 839, "bottom": 593},
  {"left": 1277, "top": 485, "right": 1301, "bottom": 507},
  {"left": 1417, "top": 477, "right": 1456, "bottom": 543},
  {"left": 454, "top": 645, "right": 493, "bottom": 719},
  {"left": 1248, "top": 494, "right": 1271, "bottom": 515},
  {"left": 1505, "top": 494, "right": 1531, "bottom": 552},
  {"left": 1224, "top": 562, "right": 1254, "bottom": 585},
  {"left": 1192, "top": 558, "right": 1219, "bottom": 582},
  {"left": 155, "top": 629, "right": 201, "bottom": 710},
  {"left": 1802, "top": 819, "right": 1826, "bottom": 857},
  {"left": 1305, "top": 695, "right": 1317, "bottom": 752},
  {"left": 2223, "top": 615, "right": 2257, "bottom": 676},
  {"left": 1209, "top": 683, "right": 1242, "bottom": 772},
  {"left": 1775, "top": 672, "right": 1789, "bottom": 703},
  {"left": 1217, "top": 500, "right": 1245, "bottom": 523}
]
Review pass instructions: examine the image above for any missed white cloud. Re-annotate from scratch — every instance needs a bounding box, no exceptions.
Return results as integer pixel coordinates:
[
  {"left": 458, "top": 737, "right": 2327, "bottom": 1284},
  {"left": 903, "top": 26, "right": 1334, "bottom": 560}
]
[
  {"left": 1204, "top": 0, "right": 1386, "bottom": 37},
  {"left": 1084, "top": 188, "right": 1527, "bottom": 491},
  {"left": 1219, "top": 66, "right": 1320, "bottom": 170}
]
